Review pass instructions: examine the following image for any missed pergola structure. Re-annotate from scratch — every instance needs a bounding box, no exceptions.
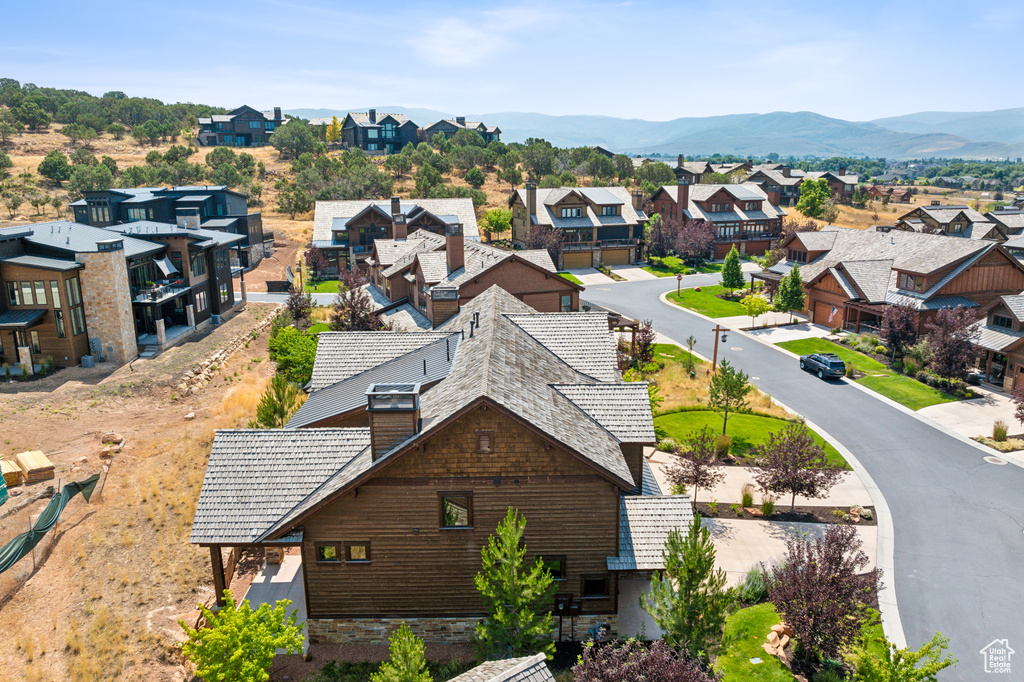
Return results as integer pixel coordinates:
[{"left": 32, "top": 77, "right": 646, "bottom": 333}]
[{"left": 749, "top": 270, "right": 782, "bottom": 301}]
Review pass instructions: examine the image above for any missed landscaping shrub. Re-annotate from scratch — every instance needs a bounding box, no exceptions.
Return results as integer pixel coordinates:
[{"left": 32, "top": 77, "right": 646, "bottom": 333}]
[
  {"left": 859, "top": 508, "right": 872, "bottom": 520},
  {"left": 707, "top": 500, "right": 719, "bottom": 515},
  {"left": 715, "top": 434, "right": 733, "bottom": 457},
  {"left": 949, "top": 379, "right": 967, "bottom": 396},
  {"left": 811, "top": 668, "right": 843, "bottom": 682},
  {"left": 739, "top": 566, "right": 771, "bottom": 604},
  {"left": 903, "top": 357, "right": 920, "bottom": 376},
  {"left": 873, "top": 345, "right": 886, "bottom": 355},
  {"left": 915, "top": 370, "right": 930, "bottom": 384},
  {"left": 740, "top": 483, "right": 754, "bottom": 507},
  {"left": 891, "top": 358, "right": 903, "bottom": 373},
  {"left": 730, "top": 503, "right": 742, "bottom": 516},
  {"left": 760, "top": 495, "right": 776, "bottom": 518},
  {"left": 657, "top": 437, "right": 680, "bottom": 453},
  {"left": 993, "top": 420, "right": 1009, "bottom": 442},
  {"left": 845, "top": 365, "right": 855, "bottom": 378}
]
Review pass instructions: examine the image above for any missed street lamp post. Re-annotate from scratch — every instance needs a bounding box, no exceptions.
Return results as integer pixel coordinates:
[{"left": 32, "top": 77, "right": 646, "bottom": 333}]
[{"left": 712, "top": 324, "right": 729, "bottom": 370}]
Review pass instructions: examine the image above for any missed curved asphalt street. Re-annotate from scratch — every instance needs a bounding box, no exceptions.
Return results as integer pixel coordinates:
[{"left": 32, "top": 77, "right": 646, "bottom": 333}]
[{"left": 584, "top": 276, "right": 1024, "bottom": 680}]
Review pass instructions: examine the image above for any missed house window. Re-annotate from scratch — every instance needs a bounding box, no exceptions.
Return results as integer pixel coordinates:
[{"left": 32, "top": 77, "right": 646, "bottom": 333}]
[
  {"left": 50, "top": 281, "right": 61, "bottom": 308},
  {"left": 170, "top": 251, "right": 183, "bottom": 275},
  {"left": 214, "top": 249, "right": 229, "bottom": 270},
  {"left": 367, "top": 143, "right": 379, "bottom": 151},
  {"left": 54, "top": 310, "right": 66, "bottom": 338},
  {"left": 561, "top": 294, "right": 572, "bottom": 312},
  {"left": 950, "top": 223, "right": 962, "bottom": 233},
  {"left": 249, "top": 120, "right": 262, "bottom": 129},
  {"left": 367, "top": 128, "right": 379, "bottom": 139},
  {"left": 21, "top": 282, "right": 34, "bottom": 306},
  {"left": 787, "top": 249, "right": 807, "bottom": 263},
  {"left": 219, "top": 283, "right": 229, "bottom": 303},
  {"left": 477, "top": 431, "right": 493, "bottom": 453},
  {"left": 993, "top": 315, "right": 1013, "bottom": 329},
  {"left": 73, "top": 307, "right": 85, "bottom": 336},
  {"left": 345, "top": 543, "right": 371, "bottom": 562},
  {"left": 30, "top": 331, "right": 40, "bottom": 354},
  {"left": 581, "top": 574, "right": 609, "bottom": 599},
  {"left": 538, "top": 556, "right": 566, "bottom": 581},
  {"left": 33, "top": 281, "right": 46, "bottom": 306},
  {"left": 265, "top": 122, "right": 274, "bottom": 130},
  {"left": 191, "top": 254, "right": 207, "bottom": 277},
  {"left": 439, "top": 493, "right": 472, "bottom": 528},
  {"left": 127, "top": 207, "right": 147, "bottom": 222},
  {"left": 195, "top": 290, "right": 208, "bottom": 312},
  {"left": 710, "top": 203, "right": 729, "bottom": 212},
  {"left": 744, "top": 202, "right": 759, "bottom": 211},
  {"left": 561, "top": 207, "right": 583, "bottom": 218},
  {"left": 222, "top": 135, "right": 233, "bottom": 145},
  {"left": 898, "top": 273, "right": 924, "bottom": 292},
  {"left": 88, "top": 206, "right": 110, "bottom": 224},
  {"left": 216, "top": 122, "right": 223, "bottom": 130},
  {"left": 382, "top": 124, "right": 395, "bottom": 139},
  {"left": 601, "top": 206, "right": 617, "bottom": 216},
  {"left": 316, "top": 544, "right": 340, "bottom": 562},
  {"left": 6, "top": 282, "right": 19, "bottom": 306}
]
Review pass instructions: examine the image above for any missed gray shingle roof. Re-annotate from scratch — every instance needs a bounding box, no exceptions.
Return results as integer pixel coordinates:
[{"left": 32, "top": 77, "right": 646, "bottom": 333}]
[
  {"left": 665, "top": 183, "right": 785, "bottom": 222},
  {"left": 19, "top": 220, "right": 164, "bottom": 259},
  {"left": 607, "top": 495, "right": 695, "bottom": 571},
  {"left": 837, "top": 260, "right": 893, "bottom": 303},
  {"left": 417, "top": 252, "right": 449, "bottom": 283},
  {"left": 512, "top": 186, "right": 645, "bottom": 230},
  {"left": 189, "top": 429, "right": 371, "bottom": 544},
  {"left": 552, "top": 383, "right": 656, "bottom": 443},
  {"left": 381, "top": 304, "right": 433, "bottom": 331},
  {"left": 987, "top": 210, "right": 1024, "bottom": 235},
  {"left": 504, "top": 313, "right": 620, "bottom": 382},
  {"left": 448, "top": 654, "right": 554, "bottom": 682},
  {"left": 309, "top": 331, "right": 456, "bottom": 391},
  {"left": 999, "top": 294, "right": 1024, "bottom": 321},
  {"left": 375, "top": 231, "right": 445, "bottom": 270},
  {"left": 287, "top": 335, "right": 460, "bottom": 428},
  {"left": 314, "top": 200, "right": 480, "bottom": 243}
]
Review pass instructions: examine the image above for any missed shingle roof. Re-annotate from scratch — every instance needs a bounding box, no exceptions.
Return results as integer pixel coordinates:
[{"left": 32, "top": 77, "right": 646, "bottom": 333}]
[
  {"left": 987, "top": 210, "right": 1024, "bottom": 235},
  {"left": 380, "top": 304, "right": 433, "bottom": 331},
  {"left": 663, "top": 183, "right": 786, "bottom": 222},
  {"left": 999, "top": 294, "right": 1024, "bottom": 321},
  {"left": 346, "top": 112, "right": 412, "bottom": 126},
  {"left": 838, "top": 260, "right": 893, "bottom": 303},
  {"left": 552, "top": 383, "right": 655, "bottom": 443},
  {"left": 379, "top": 231, "right": 447, "bottom": 278},
  {"left": 309, "top": 331, "right": 456, "bottom": 390},
  {"left": 189, "top": 429, "right": 371, "bottom": 544},
  {"left": 287, "top": 335, "right": 460, "bottom": 428},
  {"left": 314, "top": 199, "right": 480, "bottom": 244},
  {"left": 512, "top": 186, "right": 645, "bottom": 229},
  {"left": 503, "top": 313, "right": 620, "bottom": 382},
  {"left": 607, "top": 496, "right": 695, "bottom": 571},
  {"left": 417, "top": 252, "right": 449, "bottom": 283},
  {"left": 448, "top": 654, "right": 554, "bottom": 682}
]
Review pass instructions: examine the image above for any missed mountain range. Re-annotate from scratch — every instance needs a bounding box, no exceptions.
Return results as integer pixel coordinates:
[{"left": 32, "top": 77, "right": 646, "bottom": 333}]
[{"left": 287, "top": 107, "right": 1024, "bottom": 161}]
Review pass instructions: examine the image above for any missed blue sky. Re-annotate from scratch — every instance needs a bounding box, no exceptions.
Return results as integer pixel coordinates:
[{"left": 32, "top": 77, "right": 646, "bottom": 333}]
[{"left": 2, "top": 0, "right": 1022, "bottom": 121}]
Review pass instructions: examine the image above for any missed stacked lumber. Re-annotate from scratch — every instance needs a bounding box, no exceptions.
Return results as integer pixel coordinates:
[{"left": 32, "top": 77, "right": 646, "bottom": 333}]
[
  {"left": 14, "top": 451, "right": 55, "bottom": 484},
  {"left": 1, "top": 460, "right": 21, "bottom": 486}
]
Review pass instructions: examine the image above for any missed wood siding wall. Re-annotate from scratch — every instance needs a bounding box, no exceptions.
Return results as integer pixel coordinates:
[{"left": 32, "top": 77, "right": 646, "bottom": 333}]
[
  {"left": 301, "top": 405, "right": 621, "bottom": 618},
  {"left": 0, "top": 264, "right": 89, "bottom": 365},
  {"left": 938, "top": 250, "right": 1024, "bottom": 308}
]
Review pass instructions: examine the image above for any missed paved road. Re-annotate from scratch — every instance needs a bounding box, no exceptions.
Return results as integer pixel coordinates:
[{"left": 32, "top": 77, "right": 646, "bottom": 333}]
[{"left": 585, "top": 276, "right": 1024, "bottom": 680}]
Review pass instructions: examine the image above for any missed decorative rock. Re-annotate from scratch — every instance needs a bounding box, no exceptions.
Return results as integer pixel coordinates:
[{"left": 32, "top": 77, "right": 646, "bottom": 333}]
[
  {"left": 184, "top": 412, "right": 196, "bottom": 421},
  {"left": 779, "top": 634, "right": 790, "bottom": 649},
  {"left": 75, "top": 456, "right": 88, "bottom": 464},
  {"left": 767, "top": 631, "right": 779, "bottom": 646},
  {"left": 744, "top": 507, "right": 763, "bottom": 517},
  {"left": 771, "top": 624, "right": 786, "bottom": 635},
  {"left": 102, "top": 433, "right": 123, "bottom": 444}
]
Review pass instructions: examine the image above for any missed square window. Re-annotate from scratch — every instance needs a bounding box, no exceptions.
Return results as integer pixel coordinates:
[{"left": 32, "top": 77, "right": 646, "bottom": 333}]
[
  {"left": 581, "top": 574, "right": 609, "bottom": 599},
  {"left": 440, "top": 493, "right": 472, "bottom": 528},
  {"left": 538, "top": 555, "right": 566, "bottom": 580},
  {"left": 346, "top": 543, "right": 370, "bottom": 562},
  {"left": 317, "top": 544, "right": 340, "bottom": 562},
  {"left": 477, "top": 431, "right": 493, "bottom": 454}
]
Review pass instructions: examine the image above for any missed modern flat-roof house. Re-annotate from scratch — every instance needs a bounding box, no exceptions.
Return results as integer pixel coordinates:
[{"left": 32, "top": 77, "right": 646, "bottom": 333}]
[
  {"left": 421, "top": 117, "right": 501, "bottom": 144},
  {"left": 0, "top": 218, "right": 244, "bottom": 371},
  {"left": 312, "top": 197, "right": 480, "bottom": 273},
  {"left": 650, "top": 181, "right": 786, "bottom": 259},
  {"left": 191, "top": 285, "right": 690, "bottom": 645},
  {"left": 198, "top": 105, "right": 285, "bottom": 147},
  {"left": 756, "top": 226, "right": 1024, "bottom": 337},
  {"left": 365, "top": 222, "right": 582, "bottom": 329},
  {"left": 509, "top": 185, "right": 647, "bottom": 269},
  {"left": 71, "top": 186, "right": 266, "bottom": 269},
  {"left": 894, "top": 202, "right": 1003, "bottom": 241},
  {"left": 336, "top": 110, "right": 419, "bottom": 154}
]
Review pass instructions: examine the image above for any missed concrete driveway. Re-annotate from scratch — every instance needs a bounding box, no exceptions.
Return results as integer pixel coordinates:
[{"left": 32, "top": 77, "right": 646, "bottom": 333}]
[
  {"left": 564, "top": 267, "right": 616, "bottom": 285},
  {"left": 608, "top": 263, "right": 659, "bottom": 281},
  {"left": 917, "top": 383, "right": 1018, "bottom": 439}
]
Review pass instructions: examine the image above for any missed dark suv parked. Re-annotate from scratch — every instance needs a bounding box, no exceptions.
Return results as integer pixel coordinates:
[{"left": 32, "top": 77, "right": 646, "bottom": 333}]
[{"left": 800, "top": 352, "right": 846, "bottom": 380}]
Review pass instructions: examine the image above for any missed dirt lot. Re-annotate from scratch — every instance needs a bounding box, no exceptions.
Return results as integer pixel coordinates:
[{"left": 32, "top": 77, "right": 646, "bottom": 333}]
[{"left": 0, "top": 302, "right": 281, "bottom": 681}]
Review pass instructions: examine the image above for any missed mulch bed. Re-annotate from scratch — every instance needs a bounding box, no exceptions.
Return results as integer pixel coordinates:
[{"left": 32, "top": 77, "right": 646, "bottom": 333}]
[{"left": 695, "top": 502, "right": 877, "bottom": 526}]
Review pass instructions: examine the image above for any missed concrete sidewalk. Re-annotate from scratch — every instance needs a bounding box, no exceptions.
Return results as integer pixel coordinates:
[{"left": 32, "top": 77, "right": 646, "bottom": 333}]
[
  {"left": 918, "top": 383, "right": 1017, "bottom": 438},
  {"left": 565, "top": 267, "right": 616, "bottom": 285},
  {"left": 608, "top": 263, "right": 659, "bottom": 281}
]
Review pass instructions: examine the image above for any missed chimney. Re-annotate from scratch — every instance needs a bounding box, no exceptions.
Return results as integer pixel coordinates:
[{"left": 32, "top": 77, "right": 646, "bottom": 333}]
[
  {"left": 390, "top": 196, "right": 407, "bottom": 239},
  {"left": 273, "top": 107, "right": 282, "bottom": 121},
  {"left": 368, "top": 109, "right": 376, "bottom": 124},
  {"left": 456, "top": 116, "right": 466, "bottom": 126},
  {"left": 677, "top": 154, "right": 684, "bottom": 168},
  {"left": 526, "top": 182, "right": 537, "bottom": 231},
  {"left": 676, "top": 177, "right": 690, "bottom": 223},
  {"left": 366, "top": 384, "right": 421, "bottom": 461},
  {"left": 839, "top": 167, "right": 846, "bottom": 176},
  {"left": 631, "top": 190, "right": 643, "bottom": 211},
  {"left": 782, "top": 167, "right": 792, "bottom": 178},
  {"left": 445, "top": 222, "right": 464, "bottom": 273}
]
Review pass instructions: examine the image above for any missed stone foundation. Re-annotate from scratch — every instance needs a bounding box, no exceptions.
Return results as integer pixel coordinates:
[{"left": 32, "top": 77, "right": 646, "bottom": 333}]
[{"left": 307, "top": 614, "right": 618, "bottom": 646}]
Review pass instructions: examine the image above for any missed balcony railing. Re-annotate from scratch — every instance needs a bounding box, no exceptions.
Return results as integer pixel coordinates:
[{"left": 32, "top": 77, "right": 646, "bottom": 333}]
[
  {"left": 562, "top": 238, "right": 638, "bottom": 252},
  {"left": 132, "top": 283, "right": 191, "bottom": 305}
]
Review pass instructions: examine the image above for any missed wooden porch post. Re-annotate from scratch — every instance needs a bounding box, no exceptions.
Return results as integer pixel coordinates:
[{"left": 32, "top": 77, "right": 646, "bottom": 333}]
[
  {"left": 210, "top": 545, "right": 227, "bottom": 607},
  {"left": 986, "top": 352, "right": 994, "bottom": 383}
]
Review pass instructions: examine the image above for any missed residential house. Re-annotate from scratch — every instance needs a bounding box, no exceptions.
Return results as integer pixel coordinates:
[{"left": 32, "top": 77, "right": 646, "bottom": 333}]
[
  {"left": 509, "top": 185, "right": 647, "bottom": 269},
  {"left": 590, "top": 145, "right": 616, "bottom": 158},
  {"left": 339, "top": 110, "right": 419, "bottom": 154},
  {"left": 668, "top": 156, "right": 710, "bottom": 185},
  {"left": 649, "top": 181, "right": 786, "bottom": 259},
  {"left": 365, "top": 221, "right": 582, "bottom": 329},
  {"left": 986, "top": 208, "right": 1024, "bottom": 237},
  {"left": 70, "top": 185, "right": 266, "bottom": 269},
  {"left": 190, "top": 285, "right": 689, "bottom": 645},
  {"left": 747, "top": 168, "right": 803, "bottom": 207},
  {"left": 421, "top": 117, "right": 501, "bottom": 144},
  {"left": 877, "top": 170, "right": 912, "bottom": 184},
  {"left": 198, "top": 106, "right": 285, "bottom": 147},
  {"left": 759, "top": 226, "right": 1024, "bottom": 335},
  {"left": 0, "top": 218, "right": 244, "bottom": 370},
  {"left": 866, "top": 186, "right": 911, "bottom": 203},
  {"left": 895, "top": 202, "right": 1004, "bottom": 241},
  {"left": 312, "top": 197, "right": 480, "bottom": 273},
  {"left": 804, "top": 169, "right": 860, "bottom": 204},
  {"left": 973, "top": 294, "right": 1024, "bottom": 391},
  {"left": 709, "top": 161, "right": 752, "bottom": 177}
]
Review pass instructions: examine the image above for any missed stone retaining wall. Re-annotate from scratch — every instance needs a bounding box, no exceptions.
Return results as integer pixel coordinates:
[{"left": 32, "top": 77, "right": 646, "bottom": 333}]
[
  {"left": 307, "top": 614, "right": 618, "bottom": 645},
  {"left": 175, "top": 309, "right": 277, "bottom": 398}
]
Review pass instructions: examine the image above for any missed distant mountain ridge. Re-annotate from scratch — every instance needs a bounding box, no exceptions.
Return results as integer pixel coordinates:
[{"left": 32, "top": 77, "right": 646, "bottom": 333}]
[{"left": 287, "top": 107, "right": 1024, "bottom": 160}]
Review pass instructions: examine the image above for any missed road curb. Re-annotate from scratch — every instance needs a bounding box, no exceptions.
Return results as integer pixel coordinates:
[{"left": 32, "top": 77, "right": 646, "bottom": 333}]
[{"left": 653, "top": 290, "right": 907, "bottom": 648}]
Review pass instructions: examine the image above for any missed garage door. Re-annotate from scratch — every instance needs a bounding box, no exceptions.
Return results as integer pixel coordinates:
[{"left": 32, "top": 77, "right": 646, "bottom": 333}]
[
  {"left": 562, "top": 251, "right": 591, "bottom": 269},
  {"left": 814, "top": 301, "right": 844, "bottom": 328},
  {"left": 602, "top": 248, "right": 630, "bottom": 265}
]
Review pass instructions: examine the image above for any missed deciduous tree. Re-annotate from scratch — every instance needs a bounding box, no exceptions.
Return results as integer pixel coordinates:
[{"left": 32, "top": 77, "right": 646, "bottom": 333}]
[
  {"left": 525, "top": 224, "right": 562, "bottom": 265},
  {"left": 474, "top": 508, "right": 555, "bottom": 660},
  {"left": 285, "top": 286, "right": 312, "bottom": 322},
  {"left": 666, "top": 427, "right": 726, "bottom": 503},
  {"left": 325, "top": 115, "right": 342, "bottom": 143},
  {"left": 707, "top": 359, "right": 750, "bottom": 435},
  {"left": 769, "top": 524, "right": 880, "bottom": 664},
  {"left": 642, "top": 514, "right": 729, "bottom": 662},
  {"left": 304, "top": 246, "right": 327, "bottom": 280},
  {"left": 881, "top": 304, "right": 918, "bottom": 358},
  {"left": 741, "top": 293, "right": 770, "bottom": 326},
  {"left": 674, "top": 219, "right": 716, "bottom": 264},
  {"left": 796, "top": 178, "right": 832, "bottom": 219},
  {"left": 644, "top": 214, "right": 678, "bottom": 259},
  {"left": 481, "top": 207, "right": 511, "bottom": 241},
  {"left": 329, "top": 268, "right": 387, "bottom": 332},
  {"left": 752, "top": 421, "right": 844, "bottom": 511},
  {"left": 924, "top": 306, "right": 978, "bottom": 379},
  {"left": 851, "top": 631, "right": 958, "bottom": 682}
]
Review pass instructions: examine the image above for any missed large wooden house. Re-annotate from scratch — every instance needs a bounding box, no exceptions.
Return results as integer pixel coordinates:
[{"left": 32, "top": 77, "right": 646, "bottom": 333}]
[
  {"left": 198, "top": 106, "right": 285, "bottom": 147},
  {"left": 895, "top": 203, "right": 1003, "bottom": 241},
  {"left": 190, "top": 286, "right": 690, "bottom": 645},
  {"left": 337, "top": 110, "right": 420, "bottom": 154},
  {"left": 421, "top": 117, "right": 501, "bottom": 144}
]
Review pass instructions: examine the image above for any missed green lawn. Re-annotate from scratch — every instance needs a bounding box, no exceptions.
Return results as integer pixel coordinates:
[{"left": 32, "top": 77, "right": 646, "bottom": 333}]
[
  {"left": 667, "top": 285, "right": 748, "bottom": 318},
  {"left": 775, "top": 338, "right": 957, "bottom": 410},
  {"left": 307, "top": 323, "right": 331, "bottom": 334},
  {"left": 652, "top": 342, "right": 703, "bottom": 367},
  {"left": 305, "top": 279, "right": 342, "bottom": 293},
  {"left": 654, "top": 409, "right": 848, "bottom": 469},
  {"left": 557, "top": 271, "right": 583, "bottom": 286},
  {"left": 643, "top": 256, "right": 690, "bottom": 277}
]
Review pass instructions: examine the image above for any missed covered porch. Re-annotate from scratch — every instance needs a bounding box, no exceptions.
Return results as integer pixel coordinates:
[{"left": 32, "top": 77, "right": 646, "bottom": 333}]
[
  {"left": 973, "top": 324, "right": 1024, "bottom": 392},
  {"left": 843, "top": 300, "right": 887, "bottom": 334}
]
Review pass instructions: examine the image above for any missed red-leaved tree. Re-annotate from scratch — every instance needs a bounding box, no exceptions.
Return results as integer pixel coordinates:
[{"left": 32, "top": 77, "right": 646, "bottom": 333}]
[
  {"left": 572, "top": 640, "right": 714, "bottom": 682},
  {"left": 924, "top": 305, "right": 979, "bottom": 379},
  {"left": 752, "top": 422, "right": 844, "bottom": 511},
  {"left": 632, "top": 319, "right": 657, "bottom": 368},
  {"left": 329, "top": 268, "right": 389, "bottom": 331},
  {"left": 525, "top": 224, "right": 563, "bottom": 265},
  {"left": 880, "top": 303, "right": 918, "bottom": 358},
  {"left": 673, "top": 219, "right": 716, "bottom": 265},
  {"left": 667, "top": 427, "right": 725, "bottom": 504},
  {"left": 769, "top": 524, "right": 881, "bottom": 664},
  {"left": 644, "top": 214, "right": 679, "bottom": 259},
  {"left": 304, "top": 245, "right": 327, "bottom": 280}
]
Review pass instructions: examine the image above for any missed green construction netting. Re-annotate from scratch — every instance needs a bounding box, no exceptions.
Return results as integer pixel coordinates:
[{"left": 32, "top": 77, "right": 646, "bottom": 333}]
[
  {"left": 0, "top": 478, "right": 7, "bottom": 508},
  {"left": 0, "top": 474, "right": 100, "bottom": 574}
]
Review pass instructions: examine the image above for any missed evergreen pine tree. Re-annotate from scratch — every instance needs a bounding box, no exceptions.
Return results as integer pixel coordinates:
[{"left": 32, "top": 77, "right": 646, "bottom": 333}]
[
  {"left": 720, "top": 246, "right": 745, "bottom": 297},
  {"left": 474, "top": 508, "right": 555, "bottom": 660},
  {"left": 642, "top": 514, "right": 730, "bottom": 662},
  {"left": 370, "top": 624, "right": 432, "bottom": 682},
  {"left": 248, "top": 375, "right": 303, "bottom": 428}
]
